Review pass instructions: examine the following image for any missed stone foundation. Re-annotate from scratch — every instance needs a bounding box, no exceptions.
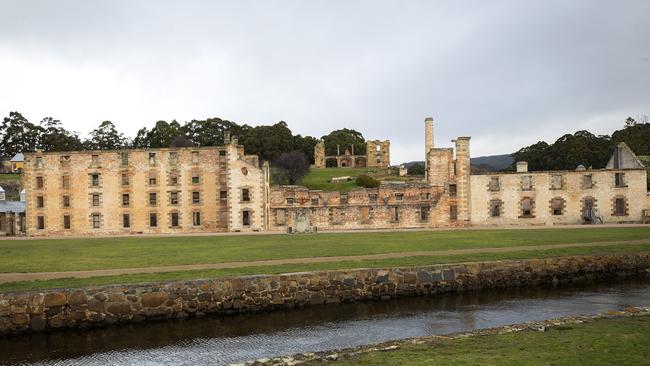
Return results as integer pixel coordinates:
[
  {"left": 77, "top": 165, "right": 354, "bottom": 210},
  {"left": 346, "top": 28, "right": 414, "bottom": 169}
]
[{"left": 1, "top": 253, "right": 650, "bottom": 335}]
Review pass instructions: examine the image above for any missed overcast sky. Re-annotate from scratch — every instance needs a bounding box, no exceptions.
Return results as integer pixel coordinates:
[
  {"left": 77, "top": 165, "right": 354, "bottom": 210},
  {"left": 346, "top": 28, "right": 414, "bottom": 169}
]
[{"left": 1, "top": 1, "right": 649, "bottom": 163}]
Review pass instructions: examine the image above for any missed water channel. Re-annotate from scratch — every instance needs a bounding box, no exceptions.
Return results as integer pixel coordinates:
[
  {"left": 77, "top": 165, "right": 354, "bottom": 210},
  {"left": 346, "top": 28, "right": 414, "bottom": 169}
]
[{"left": 2, "top": 277, "right": 650, "bottom": 366}]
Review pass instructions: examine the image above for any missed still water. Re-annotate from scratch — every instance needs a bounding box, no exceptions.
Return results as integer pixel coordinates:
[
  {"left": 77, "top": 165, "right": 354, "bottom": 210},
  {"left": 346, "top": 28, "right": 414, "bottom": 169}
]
[{"left": 2, "top": 278, "right": 650, "bottom": 366}]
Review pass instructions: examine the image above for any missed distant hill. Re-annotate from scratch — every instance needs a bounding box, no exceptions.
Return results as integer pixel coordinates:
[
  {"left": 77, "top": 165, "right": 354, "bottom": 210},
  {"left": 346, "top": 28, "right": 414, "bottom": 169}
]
[
  {"left": 471, "top": 154, "right": 514, "bottom": 172},
  {"left": 401, "top": 154, "right": 514, "bottom": 174}
]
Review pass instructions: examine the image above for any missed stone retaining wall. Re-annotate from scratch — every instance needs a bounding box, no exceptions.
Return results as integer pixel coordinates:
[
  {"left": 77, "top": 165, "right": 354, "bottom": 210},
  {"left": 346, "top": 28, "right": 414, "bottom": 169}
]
[{"left": 2, "top": 253, "right": 650, "bottom": 335}]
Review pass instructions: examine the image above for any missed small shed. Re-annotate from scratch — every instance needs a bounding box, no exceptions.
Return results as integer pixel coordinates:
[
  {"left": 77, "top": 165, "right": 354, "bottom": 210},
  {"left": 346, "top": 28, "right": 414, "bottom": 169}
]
[{"left": 0, "top": 186, "right": 25, "bottom": 235}]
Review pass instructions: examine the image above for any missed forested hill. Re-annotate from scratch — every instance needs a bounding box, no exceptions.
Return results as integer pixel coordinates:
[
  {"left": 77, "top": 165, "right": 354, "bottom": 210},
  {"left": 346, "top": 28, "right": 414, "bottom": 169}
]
[{"left": 510, "top": 118, "right": 650, "bottom": 171}]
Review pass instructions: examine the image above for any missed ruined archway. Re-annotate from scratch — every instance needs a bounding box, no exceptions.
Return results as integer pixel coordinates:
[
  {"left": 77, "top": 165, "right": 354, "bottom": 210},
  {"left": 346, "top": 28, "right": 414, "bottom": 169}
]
[{"left": 325, "top": 158, "right": 338, "bottom": 168}]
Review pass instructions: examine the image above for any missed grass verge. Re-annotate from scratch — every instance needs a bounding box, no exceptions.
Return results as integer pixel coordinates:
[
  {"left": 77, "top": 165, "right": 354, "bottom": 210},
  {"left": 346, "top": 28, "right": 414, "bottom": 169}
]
[
  {"left": 2, "top": 242, "right": 650, "bottom": 292},
  {"left": 319, "top": 314, "right": 650, "bottom": 365},
  {"left": 1, "top": 227, "right": 649, "bottom": 273}
]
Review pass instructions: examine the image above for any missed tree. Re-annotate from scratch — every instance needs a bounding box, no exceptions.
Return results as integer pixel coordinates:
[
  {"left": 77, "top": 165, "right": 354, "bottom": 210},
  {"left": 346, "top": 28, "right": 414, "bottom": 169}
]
[
  {"left": 185, "top": 117, "right": 249, "bottom": 146},
  {"left": 274, "top": 151, "right": 310, "bottom": 185},
  {"left": 84, "top": 121, "right": 128, "bottom": 150},
  {"left": 612, "top": 121, "right": 650, "bottom": 156},
  {"left": 293, "top": 134, "right": 319, "bottom": 164},
  {"left": 407, "top": 162, "right": 425, "bottom": 175},
  {"left": 242, "top": 121, "right": 295, "bottom": 162},
  {"left": 38, "top": 117, "right": 83, "bottom": 151},
  {"left": 321, "top": 128, "right": 366, "bottom": 156},
  {"left": 170, "top": 135, "right": 196, "bottom": 147},
  {"left": 0, "top": 111, "right": 41, "bottom": 157}
]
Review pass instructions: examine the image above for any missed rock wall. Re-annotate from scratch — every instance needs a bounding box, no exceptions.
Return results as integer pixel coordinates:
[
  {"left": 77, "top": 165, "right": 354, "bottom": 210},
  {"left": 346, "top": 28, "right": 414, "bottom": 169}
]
[{"left": 2, "top": 253, "right": 650, "bottom": 335}]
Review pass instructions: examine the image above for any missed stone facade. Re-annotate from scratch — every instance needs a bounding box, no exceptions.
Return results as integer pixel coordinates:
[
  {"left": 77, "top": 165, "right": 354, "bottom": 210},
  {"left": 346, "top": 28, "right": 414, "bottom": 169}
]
[
  {"left": 313, "top": 140, "right": 391, "bottom": 168},
  {"left": 268, "top": 182, "right": 459, "bottom": 232},
  {"left": 1, "top": 252, "right": 649, "bottom": 335},
  {"left": 23, "top": 136, "right": 270, "bottom": 236}
]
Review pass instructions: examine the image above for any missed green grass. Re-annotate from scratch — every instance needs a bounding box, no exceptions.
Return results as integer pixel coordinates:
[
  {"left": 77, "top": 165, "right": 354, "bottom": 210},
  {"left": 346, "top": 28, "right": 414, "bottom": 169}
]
[
  {"left": 1, "top": 227, "right": 650, "bottom": 274},
  {"left": 301, "top": 167, "right": 387, "bottom": 192},
  {"left": 322, "top": 315, "right": 650, "bottom": 365},
  {"left": 0, "top": 173, "right": 20, "bottom": 182},
  {"left": 2, "top": 240, "right": 650, "bottom": 292}
]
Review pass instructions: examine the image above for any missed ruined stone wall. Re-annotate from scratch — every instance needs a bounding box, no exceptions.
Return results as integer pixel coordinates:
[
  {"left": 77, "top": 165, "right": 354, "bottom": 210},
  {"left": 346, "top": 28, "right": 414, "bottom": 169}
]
[
  {"left": 313, "top": 141, "right": 325, "bottom": 168},
  {"left": 365, "top": 140, "right": 390, "bottom": 168},
  {"left": 268, "top": 183, "right": 454, "bottom": 231},
  {"left": 24, "top": 143, "right": 266, "bottom": 236},
  {"left": 470, "top": 168, "right": 649, "bottom": 225},
  {"left": 1, "top": 253, "right": 649, "bottom": 335}
]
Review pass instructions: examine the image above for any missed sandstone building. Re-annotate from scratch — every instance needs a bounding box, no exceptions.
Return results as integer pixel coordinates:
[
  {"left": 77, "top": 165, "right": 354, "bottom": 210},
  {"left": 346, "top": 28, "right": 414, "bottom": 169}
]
[
  {"left": 22, "top": 117, "right": 650, "bottom": 236},
  {"left": 313, "top": 140, "right": 390, "bottom": 168},
  {"left": 23, "top": 136, "right": 269, "bottom": 236}
]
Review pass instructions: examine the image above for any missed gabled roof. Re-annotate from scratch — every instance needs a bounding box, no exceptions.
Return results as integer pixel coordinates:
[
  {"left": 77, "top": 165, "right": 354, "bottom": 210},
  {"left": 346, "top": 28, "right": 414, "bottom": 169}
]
[
  {"left": 0, "top": 200, "right": 25, "bottom": 213},
  {"left": 605, "top": 142, "right": 645, "bottom": 170},
  {"left": 10, "top": 153, "right": 24, "bottom": 162}
]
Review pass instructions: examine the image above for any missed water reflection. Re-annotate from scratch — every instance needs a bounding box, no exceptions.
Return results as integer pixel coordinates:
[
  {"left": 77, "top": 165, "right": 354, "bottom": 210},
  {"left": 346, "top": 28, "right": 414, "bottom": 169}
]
[{"left": 1, "top": 278, "right": 649, "bottom": 366}]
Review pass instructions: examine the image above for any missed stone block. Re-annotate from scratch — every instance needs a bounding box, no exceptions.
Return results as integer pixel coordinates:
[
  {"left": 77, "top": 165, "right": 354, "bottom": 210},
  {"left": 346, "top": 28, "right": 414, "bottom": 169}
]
[
  {"left": 44, "top": 293, "right": 67, "bottom": 307},
  {"left": 141, "top": 293, "right": 168, "bottom": 308},
  {"left": 68, "top": 291, "right": 87, "bottom": 306}
]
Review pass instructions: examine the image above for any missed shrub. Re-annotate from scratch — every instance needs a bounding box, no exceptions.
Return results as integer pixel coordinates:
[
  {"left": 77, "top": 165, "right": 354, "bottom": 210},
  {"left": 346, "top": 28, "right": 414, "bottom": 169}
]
[{"left": 356, "top": 174, "right": 380, "bottom": 188}]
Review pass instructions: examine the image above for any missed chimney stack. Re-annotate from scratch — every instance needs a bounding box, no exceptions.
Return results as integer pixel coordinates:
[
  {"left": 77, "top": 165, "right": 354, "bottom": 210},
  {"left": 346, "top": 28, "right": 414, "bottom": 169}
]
[{"left": 516, "top": 161, "right": 528, "bottom": 173}]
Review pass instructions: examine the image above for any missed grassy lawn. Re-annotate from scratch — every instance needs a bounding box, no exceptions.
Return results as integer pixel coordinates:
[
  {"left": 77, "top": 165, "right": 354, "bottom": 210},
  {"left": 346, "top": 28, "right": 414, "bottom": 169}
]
[
  {"left": 301, "top": 167, "right": 387, "bottom": 192},
  {"left": 0, "top": 173, "right": 21, "bottom": 182},
  {"left": 321, "top": 315, "right": 650, "bottom": 365},
  {"left": 2, "top": 241, "right": 650, "bottom": 292},
  {"left": 1, "top": 227, "right": 650, "bottom": 273}
]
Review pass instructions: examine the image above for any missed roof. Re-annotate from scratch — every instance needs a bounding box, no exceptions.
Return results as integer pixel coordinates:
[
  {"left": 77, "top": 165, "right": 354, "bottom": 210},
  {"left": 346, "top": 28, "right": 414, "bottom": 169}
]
[
  {"left": 10, "top": 153, "right": 24, "bottom": 162},
  {"left": 0, "top": 200, "right": 25, "bottom": 213}
]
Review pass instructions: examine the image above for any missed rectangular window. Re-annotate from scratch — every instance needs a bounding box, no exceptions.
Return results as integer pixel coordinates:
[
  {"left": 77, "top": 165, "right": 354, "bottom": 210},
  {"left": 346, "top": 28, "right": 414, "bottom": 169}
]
[
  {"left": 91, "top": 155, "right": 99, "bottom": 166},
  {"left": 122, "top": 193, "right": 130, "bottom": 207},
  {"left": 169, "top": 171, "right": 179, "bottom": 186},
  {"left": 63, "top": 195, "right": 70, "bottom": 207},
  {"left": 368, "top": 194, "right": 378, "bottom": 203},
  {"left": 490, "top": 200, "right": 501, "bottom": 217},
  {"left": 35, "top": 156, "right": 43, "bottom": 168},
  {"left": 36, "top": 176, "right": 44, "bottom": 189},
  {"left": 150, "top": 213, "right": 158, "bottom": 227},
  {"left": 286, "top": 197, "right": 294, "bottom": 205},
  {"left": 489, "top": 177, "right": 500, "bottom": 191},
  {"left": 171, "top": 212, "right": 179, "bottom": 227},
  {"left": 149, "top": 152, "right": 156, "bottom": 166},
  {"left": 123, "top": 214, "right": 130, "bottom": 228},
  {"left": 392, "top": 207, "right": 399, "bottom": 222},
  {"left": 615, "top": 173, "right": 626, "bottom": 188},
  {"left": 37, "top": 196, "right": 44, "bottom": 208},
  {"left": 169, "top": 152, "right": 178, "bottom": 164},
  {"left": 275, "top": 209, "right": 286, "bottom": 225},
  {"left": 121, "top": 173, "right": 129, "bottom": 186},
  {"left": 60, "top": 155, "right": 71, "bottom": 166},
  {"left": 420, "top": 206, "right": 430, "bottom": 221},
  {"left": 149, "top": 177, "right": 157, "bottom": 186},
  {"left": 521, "top": 198, "right": 533, "bottom": 217},
  {"left": 149, "top": 192, "right": 157, "bottom": 205},
  {"left": 120, "top": 152, "right": 129, "bottom": 166},
  {"left": 395, "top": 193, "right": 404, "bottom": 201},
  {"left": 92, "top": 194, "right": 100, "bottom": 206},
  {"left": 92, "top": 214, "right": 100, "bottom": 229},
  {"left": 192, "top": 173, "right": 200, "bottom": 184},
  {"left": 450, "top": 205, "right": 458, "bottom": 221},
  {"left": 170, "top": 191, "right": 178, "bottom": 205},
  {"left": 192, "top": 191, "right": 200, "bottom": 204},
  {"left": 193, "top": 211, "right": 201, "bottom": 226},
  {"left": 615, "top": 198, "right": 626, "bottom": 216},
  {"left": 62, "top": 176, "right": 70, "bottom": 189},
  {"left": 583, "top": 174, "right": 593, "bottom": 189},
  {"left": 311, "top": 198, "right": 319, "bottom": 205},
  {"left": 551, "top": 198, "right": 564, "bottom": 215},
  {"left": 219, "top": 150, "right": 226, "bottom": 156},
  {"left": 521, "top": 176, "right": 532, "bottom": 191},
  {"left": 191, "top": 151, "right": 199, "bottom": 164},
  {"left": 91, "top": 174, "right": 100, "bottom": 187},
  {"left": 63, "top": 215, "right": 70, "bottom": 229},
  {"left": 242, "top": 210, "right": 250, "bottom": 226},
  {"left": 220, "top": 190, "right": 228, "bottom": 200},
  {"left": 242, "top": 188, "right": 250, "bottom": 202},
  {"left": 37, "top": 216, "right": 44, "bottom": 230},
  {"left": 551, "top": 174, "right": 563, "bottom": 190},
  {"left": 449, "top": 184, "right": 457, "bottom": 197}
]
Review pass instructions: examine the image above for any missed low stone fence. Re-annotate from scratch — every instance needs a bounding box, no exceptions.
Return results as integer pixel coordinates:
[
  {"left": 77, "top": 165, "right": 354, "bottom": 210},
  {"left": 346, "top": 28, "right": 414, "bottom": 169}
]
[{"left": 1, "top": 253, "right": 650, "bottom": 335}]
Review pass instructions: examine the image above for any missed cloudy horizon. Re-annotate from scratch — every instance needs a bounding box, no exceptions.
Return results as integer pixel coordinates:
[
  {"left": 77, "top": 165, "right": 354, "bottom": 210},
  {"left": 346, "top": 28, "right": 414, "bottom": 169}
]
[{"left": 1, "top": 0, "right": 649, "bottom": 163}]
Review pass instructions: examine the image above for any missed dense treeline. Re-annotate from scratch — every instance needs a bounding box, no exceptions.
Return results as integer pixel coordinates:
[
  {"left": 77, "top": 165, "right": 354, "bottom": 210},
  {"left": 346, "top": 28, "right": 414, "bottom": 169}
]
[
  {"left": 510, "top": 117, "right": 650, "bottom": 171},
  {"left": 0, "top": 111, "right": 368, "bottom": 166}
]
